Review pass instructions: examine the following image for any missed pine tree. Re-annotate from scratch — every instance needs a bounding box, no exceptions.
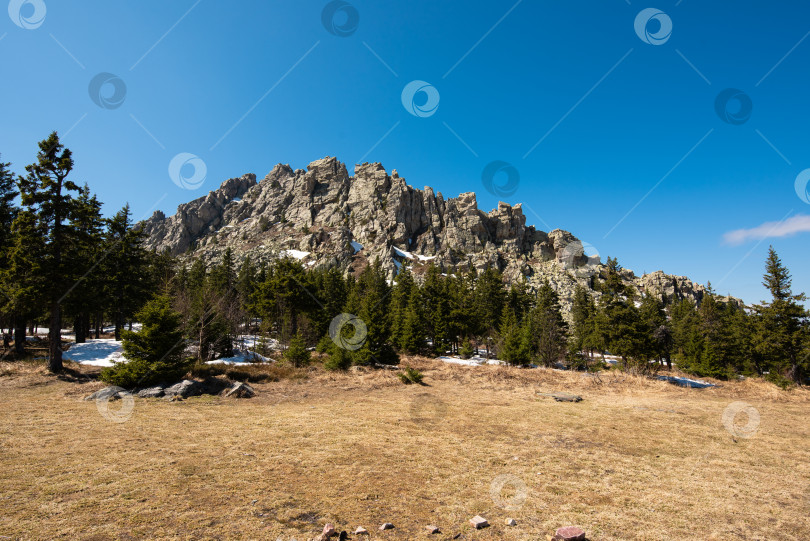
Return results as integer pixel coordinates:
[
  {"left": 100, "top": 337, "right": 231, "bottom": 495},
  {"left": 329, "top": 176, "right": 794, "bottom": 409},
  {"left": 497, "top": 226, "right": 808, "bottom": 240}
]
[
  {"left": 17, "top": 132, "right": 81, "bottom": 371},
  {"left": 531, "top": 280, "right": 568, "bottom": 366},
  {"left": 389, "top": 268, "right": 416, "bottom": 350},
  {"left": 104, "top": 204, "right": 150, "bottom": 341},
  {"left": 64, "top": 186, "right": 104, "bottom": 343},
  {"left": 0, "top": 157, "right": 19, "bottom": 349},
  {"left": 349, "top": 260, "right": 397, "bottom": 365},
  {"left": 284, "top": 331, "right": 310, "bottom": 367},
  {"left": 101, "top": 295, "right": 186, "bottom": 387},
  {"left": 753, "top": 247, "right": 809, "bottom": 384},
  {"left": 474, "top": 266, "right": 506, "bottom": 358},
  {"left": 422, "top": 265, "right": 450, "bottom": 354},
  {"left": 570, "top": 285, "right": 597, "bottom": 357}
]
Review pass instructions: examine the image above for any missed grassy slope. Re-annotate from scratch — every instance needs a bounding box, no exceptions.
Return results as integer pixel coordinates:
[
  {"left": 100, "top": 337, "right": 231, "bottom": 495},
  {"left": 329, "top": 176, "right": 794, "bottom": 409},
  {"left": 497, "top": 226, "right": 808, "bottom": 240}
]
[{"left": 0, "top": 358, "right": 808, "bottom": 540}]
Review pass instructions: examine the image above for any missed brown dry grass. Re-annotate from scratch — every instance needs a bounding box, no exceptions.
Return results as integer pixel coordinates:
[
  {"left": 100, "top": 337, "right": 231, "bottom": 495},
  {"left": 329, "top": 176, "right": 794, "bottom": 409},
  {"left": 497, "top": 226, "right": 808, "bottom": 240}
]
[{"left": 1, "top": 357, "right": 809, "bottom": 540}]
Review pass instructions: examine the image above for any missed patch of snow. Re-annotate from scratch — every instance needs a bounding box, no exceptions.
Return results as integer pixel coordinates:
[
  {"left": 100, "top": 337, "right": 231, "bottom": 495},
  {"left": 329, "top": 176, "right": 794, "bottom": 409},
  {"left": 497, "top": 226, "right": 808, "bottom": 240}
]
[
  {"left": 350, "top": 241, "right": 363, "bottom": 253},
  {"left": 437, "top": 355, "right": 505, "bottom": 367},
  {"left": 393, "top": 246, "right": 436, "bottom": 262},
  {"left": 280, "top": 249, "right": 310, "bottom": 260},
  {"left": 63, "top": 339, "right": 125, "bottom": 367},
  {"left": 657, "top": 375, "right": 716, "bottom": 389},
  {"left": 207, "top": 349, "right": 271, "bottom": 365},
  {"left": 392, "top": 258, "right": 402, "bottom": 270}
]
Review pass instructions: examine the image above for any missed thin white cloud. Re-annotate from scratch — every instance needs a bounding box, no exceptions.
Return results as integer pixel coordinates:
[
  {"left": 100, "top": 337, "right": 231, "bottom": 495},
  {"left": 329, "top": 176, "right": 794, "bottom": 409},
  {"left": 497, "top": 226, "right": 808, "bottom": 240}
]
[{"left": 723, "top": 214, "right": 810, "bottom": 245}]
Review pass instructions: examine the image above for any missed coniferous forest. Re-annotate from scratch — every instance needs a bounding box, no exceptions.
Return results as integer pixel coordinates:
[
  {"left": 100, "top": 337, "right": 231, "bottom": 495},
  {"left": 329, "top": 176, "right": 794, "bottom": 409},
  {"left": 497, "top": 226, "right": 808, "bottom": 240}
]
[{"left": 2, "top": 134, "right": 809, "bottom": 388}]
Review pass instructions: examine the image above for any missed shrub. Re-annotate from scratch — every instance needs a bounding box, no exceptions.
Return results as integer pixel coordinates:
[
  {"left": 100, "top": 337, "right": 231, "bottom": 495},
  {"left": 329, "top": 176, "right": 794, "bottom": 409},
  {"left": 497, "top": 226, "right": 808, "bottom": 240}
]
[
  {"left": 398, "top": 366, "right": 423, "bottom": 384},
  {"left": 283, "top": 332, "right": 310, "bottom": 367},
  {"left": 324, "top": 345, "right": 352, "bottom": 371},
  {"left": 459, "top": 339, "right": 474, "bottom": 359},
  {"left": 100, "top": 296, "right": 188, "bottom": 388}
]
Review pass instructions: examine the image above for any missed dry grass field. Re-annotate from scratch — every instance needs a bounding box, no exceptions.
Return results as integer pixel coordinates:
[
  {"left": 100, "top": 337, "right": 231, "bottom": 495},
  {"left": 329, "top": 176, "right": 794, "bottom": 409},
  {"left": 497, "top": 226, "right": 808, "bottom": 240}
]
[{"left": 1, "top": 358, "right": 809, "bottom": 540}]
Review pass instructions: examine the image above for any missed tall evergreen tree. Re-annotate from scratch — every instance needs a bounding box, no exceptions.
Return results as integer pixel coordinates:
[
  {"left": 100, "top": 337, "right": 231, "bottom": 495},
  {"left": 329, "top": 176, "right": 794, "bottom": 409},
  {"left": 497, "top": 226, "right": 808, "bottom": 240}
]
[
  {"left": 104, "top": 204, "right": 150, "bottom": 340},
  {"left": 753, "top": 247, "right": 809, "bottom": 384},
  {"left": 64, "top": 186, "right": 104, "bottom": 343},
  {"left": 0, "top": 157, "right": 19, "bottom": 347},
  {"left": 531, "top": 280, "right": 568, "bottom": 366},
  {"left": 17, "top": 132, "right": 81, "bottom": 371}
]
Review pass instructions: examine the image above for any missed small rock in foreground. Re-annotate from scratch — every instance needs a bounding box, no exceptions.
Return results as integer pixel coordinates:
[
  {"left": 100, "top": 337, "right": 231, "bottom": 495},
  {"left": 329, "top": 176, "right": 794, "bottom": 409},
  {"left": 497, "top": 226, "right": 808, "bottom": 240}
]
[
  {"left": 84, "top": 386, "right": 128, "bottom": 401},
  {"left": 554, "top": 525, "right": 586, "bottom": 540},
  {"left": 379, "top": 522, "right": 394, "bottom": 530},
  {"left": 470, "top": 515, "right": 489, "bottom": 529},
  {"left": 354, "top": 526, "right": 368, "bottom": 535},
  {"left": 223, "top": 381, "right": 255, "bottom": 398},
  {"left": 425, "top": 525, "right": 440, "bottom": 534},
  {"left": 506, "top": 518, "right": 517, "bottom": 526}
]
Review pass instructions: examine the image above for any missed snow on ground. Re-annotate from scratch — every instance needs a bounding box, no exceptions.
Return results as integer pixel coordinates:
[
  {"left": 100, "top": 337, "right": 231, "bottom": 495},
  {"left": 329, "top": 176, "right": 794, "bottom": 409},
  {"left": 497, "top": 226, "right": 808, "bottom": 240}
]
[
  {"left": 438, "top": 355, "right": 505, "bottom": 366},
  {"left": 392, "top": 247, "right": 436, "bottom": 262},
  {"left": 63, "top": 339, "right": 125, "bottom": 367},
  {"left": 280, "top": 249, "right": 310, "bottom": 260},
  {"left": 657, "top": 375, "right": 715, "bottom": 388},
  {"left": 350, "top": 241, "right": 363, "bottom": 253},
  {"left": 206, "top": 349, "right": 271, "bottom": 365}
]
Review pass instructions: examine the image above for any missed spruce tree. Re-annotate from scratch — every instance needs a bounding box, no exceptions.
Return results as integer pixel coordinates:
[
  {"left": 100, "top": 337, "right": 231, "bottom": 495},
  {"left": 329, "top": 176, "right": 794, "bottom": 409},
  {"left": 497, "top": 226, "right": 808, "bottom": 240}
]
[
  {"left": 65, "top": 186, "right": 104, "bottom": 343},
  {"left": 17, "top": 133, "right": 81, "bottom": 371},
  {"left": 104, "top": 204, "right": 150, "bottom": 340},
  {"left": 0, "top": 158, "right": 19, "bottom": 349},
  {"left": 531, "top": 280, "right": 568, "bottom": 366},
  {"left": 101, "top": 295, "right": 186, "bottom": 387},
  {"left": 753, "top": 247, "right": 809, "bottom": 384}
]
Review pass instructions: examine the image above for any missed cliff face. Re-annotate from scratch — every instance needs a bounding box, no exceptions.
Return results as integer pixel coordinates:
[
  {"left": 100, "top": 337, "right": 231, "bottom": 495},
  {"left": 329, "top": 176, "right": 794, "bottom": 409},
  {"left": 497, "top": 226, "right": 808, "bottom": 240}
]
[{"left": 140, "top": 157, "right": 717, "bottom": 316}]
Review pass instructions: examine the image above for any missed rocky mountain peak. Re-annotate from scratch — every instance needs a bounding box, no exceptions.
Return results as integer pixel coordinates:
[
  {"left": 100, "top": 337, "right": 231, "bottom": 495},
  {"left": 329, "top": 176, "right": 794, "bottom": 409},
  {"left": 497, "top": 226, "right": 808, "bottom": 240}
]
[{"left": 140, "top": 157, "right": 722, "bottom": 316}]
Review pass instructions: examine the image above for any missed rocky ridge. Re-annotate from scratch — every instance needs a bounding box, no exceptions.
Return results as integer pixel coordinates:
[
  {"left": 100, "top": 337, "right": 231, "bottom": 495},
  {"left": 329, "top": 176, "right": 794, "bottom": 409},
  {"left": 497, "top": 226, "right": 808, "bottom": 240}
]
[{"left": 140, "top": 157, "right": 722, "bottom": 317}]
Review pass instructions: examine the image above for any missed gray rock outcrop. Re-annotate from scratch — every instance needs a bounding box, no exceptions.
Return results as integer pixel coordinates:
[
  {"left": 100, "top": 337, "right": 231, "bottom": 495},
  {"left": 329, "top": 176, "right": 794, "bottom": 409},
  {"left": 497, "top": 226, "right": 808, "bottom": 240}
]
[{"left": 140, "top": 157, "right": 727, "bottom": 317}]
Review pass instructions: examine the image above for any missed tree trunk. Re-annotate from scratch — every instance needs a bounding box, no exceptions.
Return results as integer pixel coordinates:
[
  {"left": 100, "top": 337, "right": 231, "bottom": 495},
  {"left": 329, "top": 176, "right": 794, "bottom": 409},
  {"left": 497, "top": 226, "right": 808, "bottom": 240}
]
[
  {"left": 74, "top": 314, "right": 86, "bottom": 344},
  {"left": 14, "top": 317, "right": 26, "bottom": 355},
  {"left": 48, "top": 304, "right": 63, "bottom": 372},
  {"left": 95, "top": 313, "right": 101, "bottom": 339}
]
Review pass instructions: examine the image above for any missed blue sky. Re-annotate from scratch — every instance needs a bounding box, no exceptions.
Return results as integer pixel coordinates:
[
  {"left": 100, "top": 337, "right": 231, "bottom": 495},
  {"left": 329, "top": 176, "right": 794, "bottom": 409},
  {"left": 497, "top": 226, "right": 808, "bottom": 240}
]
[{"left": 2, "top": 0, "right": 809, "bottom": 306}]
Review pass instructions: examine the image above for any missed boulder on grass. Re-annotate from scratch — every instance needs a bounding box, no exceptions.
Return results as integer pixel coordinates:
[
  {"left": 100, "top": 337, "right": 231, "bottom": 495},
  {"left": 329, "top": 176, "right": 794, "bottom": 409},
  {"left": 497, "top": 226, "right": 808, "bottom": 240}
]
[
  {"left": 163, "top": 379, "right": 203, "bottom": 399},
  {"left": 223, "top": 382, "right": 255, "bottom": 398},
  {"left": 137, "top": 386, "right": 165, "bottom": 398},
  {"left": 84, "top": 386, "right": 128, "bottom": 401},
  {"left": 554, "top": 526, "right": 586, "bottom": 540},
  {"left": 470, "top": 516, "right": 489, "bottom": 529}
]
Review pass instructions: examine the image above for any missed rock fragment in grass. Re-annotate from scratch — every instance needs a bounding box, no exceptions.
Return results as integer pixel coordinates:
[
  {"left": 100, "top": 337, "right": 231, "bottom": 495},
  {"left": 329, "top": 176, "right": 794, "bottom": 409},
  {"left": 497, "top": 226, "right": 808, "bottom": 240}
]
[
  {"left": 84, "top": 386, "right": 126, "bottom": 401},
  {"left": 470, "top": 515, "right": 489, "bottom": 529},
  {"left": 223, "top": 381, "right": 255, "bottom": 398},
  {"left": 137, "top": 386, "right": 165, "bottom": 398},
  {"left": 425, "top": 524, "right": 440, "bottom": 534},
  {"left": 506, "top": 518, "right": 517, "bottom": 526},
  {"left": 164, "top": 379, "right": 203, "bottom": 398},
  {"left": 379, "top": 522, "right": 394, "bottom": 530},
  {"left": 554, "top": 525, "right": 586, "bottom": 540},
  {"left": 312, "top": 523, "right": 336, "bottom": 540},
  {"left": 354, "top": 526, "right": 368, "bottom": 535}
]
